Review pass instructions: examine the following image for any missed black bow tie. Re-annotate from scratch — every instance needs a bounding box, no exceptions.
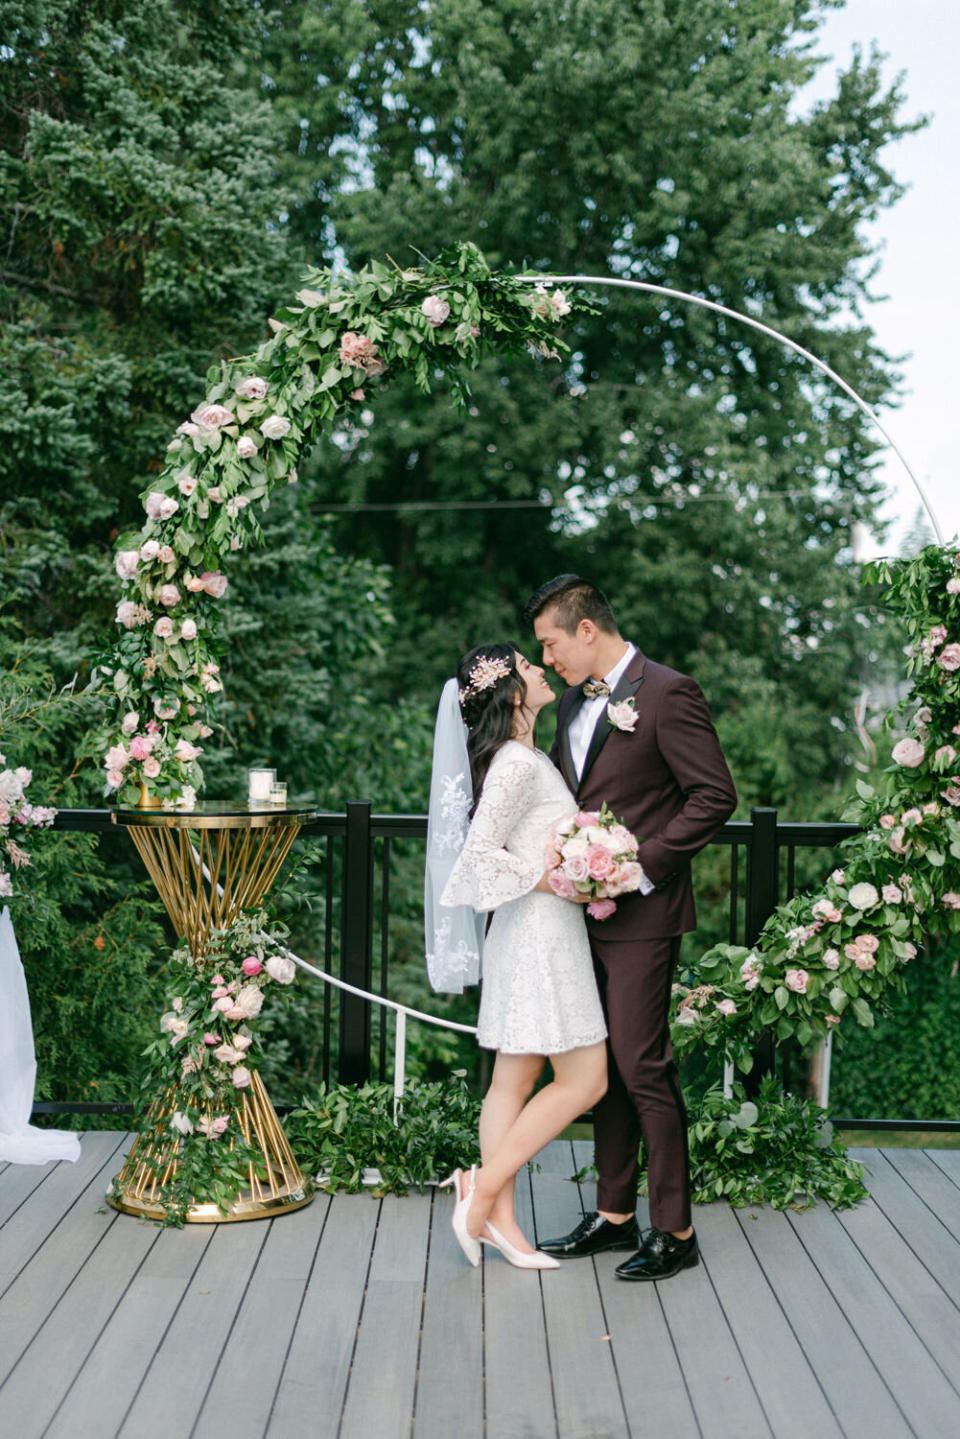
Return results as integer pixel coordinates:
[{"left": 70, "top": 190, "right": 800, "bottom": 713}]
[{"left": 582, "top": 679, "right": 611, "bottom": 699}]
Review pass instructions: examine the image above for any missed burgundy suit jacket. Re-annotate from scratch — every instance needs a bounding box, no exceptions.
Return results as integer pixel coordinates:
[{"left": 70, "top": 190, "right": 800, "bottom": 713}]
[{"left": 551, "top": 648, "right": 737, "bottom": 941}]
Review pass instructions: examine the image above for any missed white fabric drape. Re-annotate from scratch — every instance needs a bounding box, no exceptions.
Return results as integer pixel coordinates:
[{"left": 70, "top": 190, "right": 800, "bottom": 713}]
[{"left": 0, "top": 906, "right": 81, "bottom": 1165}]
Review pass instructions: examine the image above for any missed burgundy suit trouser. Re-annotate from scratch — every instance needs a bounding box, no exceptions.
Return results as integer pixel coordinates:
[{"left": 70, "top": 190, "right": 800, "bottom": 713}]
[{"left": 590, "top": 933, "right": 691, "bottom": 1232}]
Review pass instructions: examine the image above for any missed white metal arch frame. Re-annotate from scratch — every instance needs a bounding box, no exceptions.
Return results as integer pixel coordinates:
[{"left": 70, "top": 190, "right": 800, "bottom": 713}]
[{"left": 518, "top": 273, "right": 944, "bottom": 545}]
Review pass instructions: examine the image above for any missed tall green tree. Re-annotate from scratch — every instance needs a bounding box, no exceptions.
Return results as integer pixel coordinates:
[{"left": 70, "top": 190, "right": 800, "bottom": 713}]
[{"left": 260, "top": 0, "right": 919, "bottom": 811}]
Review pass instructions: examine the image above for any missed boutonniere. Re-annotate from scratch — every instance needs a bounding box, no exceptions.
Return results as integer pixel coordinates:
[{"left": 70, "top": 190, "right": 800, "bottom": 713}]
[{"left": 607, "top": 698, "right": 638, "bottom": 732}]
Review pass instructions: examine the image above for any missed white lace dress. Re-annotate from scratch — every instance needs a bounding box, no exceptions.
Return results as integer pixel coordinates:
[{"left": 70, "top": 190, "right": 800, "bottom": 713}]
[{"left": 441, "top": 742, "right": 608, "bottom": 1055}]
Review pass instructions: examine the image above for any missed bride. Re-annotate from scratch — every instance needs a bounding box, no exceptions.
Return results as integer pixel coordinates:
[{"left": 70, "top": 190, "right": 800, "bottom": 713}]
[{"left": 434, "top": 644, "right": 608, "bottom": 1269}]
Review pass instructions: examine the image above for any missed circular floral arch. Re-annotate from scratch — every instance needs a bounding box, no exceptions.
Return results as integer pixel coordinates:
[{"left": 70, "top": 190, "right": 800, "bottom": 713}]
[{"left": 104, "top": 241, "right": 960, "bottom": 1073}]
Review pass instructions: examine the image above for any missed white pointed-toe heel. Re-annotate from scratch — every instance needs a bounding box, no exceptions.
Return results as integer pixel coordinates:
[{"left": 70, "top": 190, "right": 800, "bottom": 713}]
[
  {"left": 482, "top": 1222, "right": 561, "bottom": 1270},
  {"left": 440, "top": 1165, "right": 481, "bottom": 1267}
]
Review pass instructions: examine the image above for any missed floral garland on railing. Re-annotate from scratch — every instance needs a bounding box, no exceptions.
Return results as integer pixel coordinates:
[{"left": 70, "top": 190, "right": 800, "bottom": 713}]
[
  {"left": 0, "top": 757, "right": 56, "bottom": 901},
  {"left": 671, "top": 543, "right": 960, "bottom": 1070},
  {"left": 100, "top": 244, "right": 579, "bottom": 805},
  {"left": 126, "top": 909, "right": 297, "bottom": 1224}
]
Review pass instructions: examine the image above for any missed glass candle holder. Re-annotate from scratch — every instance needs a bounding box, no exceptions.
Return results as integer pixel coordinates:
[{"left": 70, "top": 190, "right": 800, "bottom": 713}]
[
  {"left": 248, "top": 767, "right": 276, "bottom": 802},
  {"left": 268, "top": 781, "right": 287, "bottom": 806}
]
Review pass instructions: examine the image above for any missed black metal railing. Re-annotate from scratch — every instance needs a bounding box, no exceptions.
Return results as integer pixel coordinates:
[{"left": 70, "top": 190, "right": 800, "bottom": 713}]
[{"left": 39, "top": 803, "right": 956, "bottom": 1131}]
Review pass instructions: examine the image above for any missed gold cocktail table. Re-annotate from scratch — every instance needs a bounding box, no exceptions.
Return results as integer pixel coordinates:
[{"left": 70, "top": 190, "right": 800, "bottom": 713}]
[{"left": 106, "top": 801, "right": 321, "bottom": 1223}]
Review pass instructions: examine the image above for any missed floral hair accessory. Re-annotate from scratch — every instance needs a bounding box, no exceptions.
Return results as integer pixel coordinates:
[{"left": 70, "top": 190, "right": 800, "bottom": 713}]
[{"left": 458, "top": 655, "right": 512, "bottom": 705}]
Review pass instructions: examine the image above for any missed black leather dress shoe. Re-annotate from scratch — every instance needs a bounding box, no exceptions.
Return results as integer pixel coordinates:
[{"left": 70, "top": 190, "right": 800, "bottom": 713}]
[
  {"left": 537, "top": 1211, "right": 639, "bottom": 1258},
  {"left": 615, "top": 1227, "right": 699, "bottom": 1281}
]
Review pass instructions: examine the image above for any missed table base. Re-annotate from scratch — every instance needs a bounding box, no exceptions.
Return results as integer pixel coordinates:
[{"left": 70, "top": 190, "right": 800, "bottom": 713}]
[{"left": 106, "top": 1072, "right": 314, "bottom": 1224}]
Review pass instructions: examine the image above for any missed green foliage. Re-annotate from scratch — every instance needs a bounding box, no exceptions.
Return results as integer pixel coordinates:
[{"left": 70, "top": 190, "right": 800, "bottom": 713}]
[
  {"left": 686, "top": 1080, "right": 868, "bottom": 1210},
  {"left": 285, "top": 1074, "right": 481, "bottom": 1194}
]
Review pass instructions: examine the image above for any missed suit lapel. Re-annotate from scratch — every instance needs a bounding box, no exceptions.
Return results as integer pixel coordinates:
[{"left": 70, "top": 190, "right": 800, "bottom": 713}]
[
  {"left": 578, "top": 651, "right": 647, "bottom": 790},
  {"left": 558, "top": 687, "right": 586, "bottom": 792}
]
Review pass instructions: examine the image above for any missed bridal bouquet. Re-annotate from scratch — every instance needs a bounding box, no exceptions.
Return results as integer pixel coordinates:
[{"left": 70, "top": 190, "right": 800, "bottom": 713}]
[{"left": 545, "top": 803, "right": 646, "bottom": 919}]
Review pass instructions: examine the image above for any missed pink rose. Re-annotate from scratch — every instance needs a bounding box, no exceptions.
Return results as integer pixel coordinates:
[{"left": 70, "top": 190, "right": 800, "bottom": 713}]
[
  {"left": 180, "top": 619, "right": 198, "bottom": 640},
  {"left": 214, "top": 1043, "right": 242, "bottom": 1065},
  {"left": 575, "top": 811, "right": 601, "bottom": 827},
  {"left": 185, "top": 574, "right": 205, "bottom": 592},
  {"left": 853, "top": 950, "right": 876, "bottom": 971},
  {"left": 350, "top": 388, "right": 365, "bottom": 400},
  {"left": 174, "top": 738, "right": 201, "bottom": 762},
  {"left": 200, "top": 571, "right": 228, "bottom": 598},
  {"left": 879, "top": 813, "right": 896, "bottom": 830},
  {"left": 242, "top": 956, "right": 263, "bottom": 976},
  {"left": 177, "top": 420, "right": 199, "bottom": 436},
  {"left": 902, "top": 942, "right": 917, "bottom": 960},
  {"left": 145, "top": 492, "right": 179, "bottom": 521},
  {"left": 888, "top": 827, "right": 911, "bottom": 855},
  {"left": 153, "top": 616, "right": 174, "bottom": 638},
  {"left": 901, "top": 807, "right": 923, "bottom": 828},
  {"left": 892, "top": 737, "right": 925, "bottom": 768},
  {"left": 855, "top": 933, "right": 879, "bottom": 953},
  {"left": 121, "top": 712, "right": 139, "bottom": 734},
  {"left": 143, "top": 757, "right": 161, "bottom": 779},
  {"left": 115, "top": 550, "right": 140, "bottom": 579},
  {"left": 204, "top": 1032, "right": 219, "bottom": 1045},
  {"left": 942, "top": 787, "right": 960, "bottom": 807},
  {"left": 177, "top": 474, "right": 197, "bottom": 496},
  {"left": 235, "top": 376, "right": 268, "bottom": 400},
  {"left": 128, "top": 735, "right": 153, "bottom": 761},
  {"left": 716, "top": 999, "right": 737, "bottom": 1016},
  {"left": 158, "top": 584, "right": 181, "bottom": 607},
  {"left": 617, "top": 861, "right": 646, "bottom": 893},
  {"left": 158, "top": 544, "right": 175, "bottom": 563},
  {"left": 831, "top": 869, "right": 846, "bottom": 885},
  {"left": 607, "top": 699, "right": 638, "bottom": 732},
  {"left": 812, "top": 899, "right": 843, "bottom": 923},
  {"left": 207, "top": 486, "right": 221, "bottom": 502},
  {"left": 948, "top": 577, "right": 960, "bottom": 595},
  {"left": 938, "top": 643, "right": 960, "bottom": 672},
  {"left": 234, "top": 984, "right": 265, "bottom": 1018},
  {"left": 115, "top": 600, "right": 143, "bottom": 629},
  {"left": 231, "top": 1066, "right": 252, "bottom": 1089},
  {"left": 586, "top": 844, "right": 616, "bottom": 880},
  {"left": 421, "top": 294, "right": 451, "bottom": 327},
  {"left": 784, "top": 968, "right": 808, "bottom": 993},
  {"left": 547, "top": 868, "right": 577, "bottom": 899},
  {"left": 882, "top": 884, "right": 903, "bottom": 904},
  {"left": 563, "top": 852, "right": 590, "bottom": 883},
  {"left": 236, "top": 436, "right": 257, "bottom": 458},
  {"left": 823, "top": 948, "right": 840, "bottom": 970},
  {"left": 105, "top": 768, "right": 124, "bottom": 790},
  {"left": 139, "top": 540, "right": 160, "bottom": 561},
  {"left": 935, "top": 745, "right": 958, "bottom": 767},
  {"left": 212, "top": 996, "right": 234, "bottom": 1014},
  {"left": 192, "top": 403, "right": 234, "bottom": 429},
  {"left": 825, "top": 1014, "right": 841, "bottom": 1028},
  {"left": 587, "top": 898, "right": 617, "bottom": 920},
  {"left": 943, "top": 893, "right": 960, "bottom": 910}
]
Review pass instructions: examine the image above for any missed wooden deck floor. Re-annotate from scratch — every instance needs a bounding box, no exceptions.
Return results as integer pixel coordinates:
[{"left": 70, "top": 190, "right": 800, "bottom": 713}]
[{"left": 1, "top": 1134, "right": 960, "bottom": 1438}]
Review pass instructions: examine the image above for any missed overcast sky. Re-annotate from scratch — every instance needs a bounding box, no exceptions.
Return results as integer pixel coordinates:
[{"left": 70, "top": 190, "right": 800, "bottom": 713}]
[{"left": 802, "top": 1, "right": 960, "bottom": 552}]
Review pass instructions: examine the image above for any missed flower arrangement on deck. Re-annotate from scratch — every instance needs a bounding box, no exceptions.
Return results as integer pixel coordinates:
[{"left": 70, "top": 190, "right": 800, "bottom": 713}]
[
  {"left": 671, "top": 543, "right": 960, "bottom": 1072},
  {"left": 0, "top": 758, "right": 56, "bottom": 901}
]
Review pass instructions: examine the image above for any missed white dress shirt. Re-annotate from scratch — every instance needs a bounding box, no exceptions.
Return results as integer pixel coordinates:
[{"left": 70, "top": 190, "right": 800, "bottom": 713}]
[{"left": 567, "top": 643, "right": 637, "bottom": 781}]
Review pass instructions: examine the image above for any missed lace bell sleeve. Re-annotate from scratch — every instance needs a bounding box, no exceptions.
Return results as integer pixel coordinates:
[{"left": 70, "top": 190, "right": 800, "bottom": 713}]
[{"left": 441, "top": 751, "right": 542, "bottom": 912}]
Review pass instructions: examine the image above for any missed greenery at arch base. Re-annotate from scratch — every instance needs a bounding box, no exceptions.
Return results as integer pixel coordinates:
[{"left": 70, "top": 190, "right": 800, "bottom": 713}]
[{"left": 101, "top": 243, "right": 960, "bottom": 1213}]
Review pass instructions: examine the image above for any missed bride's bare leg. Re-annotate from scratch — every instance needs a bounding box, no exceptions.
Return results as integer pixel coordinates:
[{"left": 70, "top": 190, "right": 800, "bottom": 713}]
[
  {"left": 466, "top": 1041, "right": 608, "bottom": 1240},
  {"left": 477, "top": 1052, "right": 545, "bottom": 1250}
]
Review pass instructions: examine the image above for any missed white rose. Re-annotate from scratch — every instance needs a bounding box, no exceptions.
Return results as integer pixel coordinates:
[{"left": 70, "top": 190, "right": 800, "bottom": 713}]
[
  {"left": 265, "top": 954, "right": 297, "bottom": 985},
  {"left": 170, "top": 1111, "right": 194, "bottom": 1135},
  {"left": 260, "top": 415, "right": 291, "bottom": 440},
  {"left": 848, "top": 882, "right": 879, "bottom": 911}
]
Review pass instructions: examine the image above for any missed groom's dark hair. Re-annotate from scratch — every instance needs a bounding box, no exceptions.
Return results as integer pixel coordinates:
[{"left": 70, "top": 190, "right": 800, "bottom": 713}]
[{"left": 523, "top": 575, "right": 618, "bottom": 635}]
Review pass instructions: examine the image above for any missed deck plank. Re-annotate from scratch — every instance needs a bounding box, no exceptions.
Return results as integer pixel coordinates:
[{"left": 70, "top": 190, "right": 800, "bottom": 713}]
[
  {"left": 483, "top": 1164, "right": 557, "bottom": 1439},
  {"left": 850, "top": 1147, "right": 960, "bottom": 1298},
  {"left": 265, "top": 1192, "right": 374, "bottom": 1439},
  {"left": 415, "top": 1185, "right": 485, "bottom": 1439},
  {"left": 117, "top": 1219, "right": 270, "bottom": 1439},
  {"left": 530, "top": 1147, "right": 629, "bottom": 1439},
  {"left": 338, "top": 1191, "right": 432, "bottom": 1439},
  {"left": 788, "top": 1200, "right": 960, "bottom": 1434},
  {"left": 43, "top": 1225, "right": 214, "bottom": 1439},
  {"left": 735, "top": 1205, "right": 911, "bottom": 1438},
  {"left": 695, "top": 1204, "right": 841, "bottom": 1438},
  {"left": 191, "top": 1203, "right": 329, "bottom": 1439}
]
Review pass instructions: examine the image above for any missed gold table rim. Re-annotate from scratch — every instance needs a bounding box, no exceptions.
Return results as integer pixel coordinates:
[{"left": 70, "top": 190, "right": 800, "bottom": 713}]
[{"left": 110, "top": 802, "right": 324, "bottom": 831}]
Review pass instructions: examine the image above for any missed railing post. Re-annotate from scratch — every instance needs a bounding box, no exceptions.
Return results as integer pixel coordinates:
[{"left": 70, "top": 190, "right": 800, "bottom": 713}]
[
  {"left": 745, "top": 806, "right": 779, "bottom": 945},
  {"left": 339, "top": 801, "right": 374, "bottom": 1084},
  {"left": 744, "top": 806, "right": 779, "bottom": 1089}
]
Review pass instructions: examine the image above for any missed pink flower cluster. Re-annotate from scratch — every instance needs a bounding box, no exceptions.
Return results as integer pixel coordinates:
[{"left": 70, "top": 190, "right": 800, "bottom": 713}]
[
  {"left": 339, "top": 331, "right": 385, "bottom": 376},
  {"left": 0, "top": 758, "right": 55, "bottom": 899},
  {"left": 546, "top": 804, "right": 645, "bottom": 919}
]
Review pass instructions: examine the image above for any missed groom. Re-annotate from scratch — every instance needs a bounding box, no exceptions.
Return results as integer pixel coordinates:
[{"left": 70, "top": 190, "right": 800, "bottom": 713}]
[{"left": 525, "top": 575, "right": 737, "bottom": 1280}]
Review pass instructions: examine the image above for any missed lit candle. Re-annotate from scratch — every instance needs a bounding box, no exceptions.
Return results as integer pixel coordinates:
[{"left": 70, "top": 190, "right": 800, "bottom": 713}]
[{"left": 248, "top": 767, "right": 275, "bottom": 801}]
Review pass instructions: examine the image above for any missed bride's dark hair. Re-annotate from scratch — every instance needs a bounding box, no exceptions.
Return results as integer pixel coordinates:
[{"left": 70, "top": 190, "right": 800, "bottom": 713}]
[{"left": 456, "top": 643, "right": 526, "bottom": 803}]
